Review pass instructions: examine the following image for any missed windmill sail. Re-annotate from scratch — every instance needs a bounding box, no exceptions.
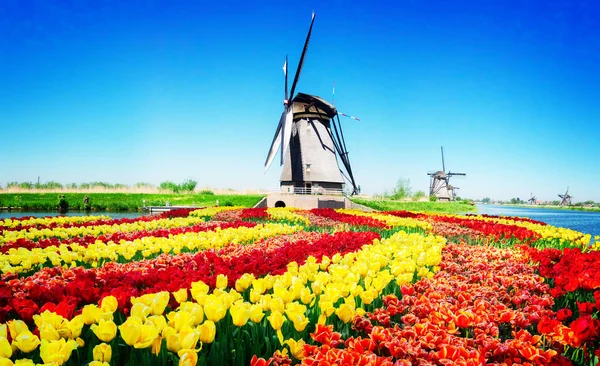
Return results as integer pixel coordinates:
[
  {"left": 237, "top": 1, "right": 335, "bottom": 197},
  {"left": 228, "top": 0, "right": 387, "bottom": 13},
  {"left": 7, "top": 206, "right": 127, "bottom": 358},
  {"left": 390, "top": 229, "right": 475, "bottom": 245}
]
[
  {"left": 264, "top": 111, "right": 285, "bottom": 172},
  {"left": 280, "top": 109, "right": 293, "bottom": 165}
]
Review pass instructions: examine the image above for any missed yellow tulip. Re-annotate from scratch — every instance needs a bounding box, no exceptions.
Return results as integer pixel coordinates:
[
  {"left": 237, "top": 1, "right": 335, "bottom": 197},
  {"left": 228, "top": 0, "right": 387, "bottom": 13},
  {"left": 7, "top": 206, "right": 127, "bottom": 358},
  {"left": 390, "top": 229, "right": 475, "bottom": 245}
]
[
  {"left": 190, "top": 281, "right": 210, "bottom": 303},
  {"left": 13, "top": 330, "right": 41, "bottom": 353},
  {"left": 149, "top": 292, "right": 170, "bottom": 315},
  {"left": 166, "top": 326, "right": 199, "bottom": 353},
  {"left": 167, "top": 310, "right": 196, "bottom": 331},
  {"left": 0, "top": 358, "right": 13, "bottom": 366},
  {"left": 268, "top": 297, "right": 285, "bottom": 314},
  {"left": 230, "top": 302, "right": 250, "bottom": 327},
  {"left": 119, "top": 317, "right": 143, "bottom": 346},
  {"left": 120, "top": 317, "right": 159, "bottom": 349},
  {"left": 33, "top": 311, "right": 65, "bottom": 330},
  {"left": 267, "top": 311, "right": 285, "bottom": 331},
  {"left": 197, "top": 321, "right": 216, "bottom": 344},
  {"left": 81, "top": 305, "right": 103, "bottom": 325},
  {"left": 93, "top": 343, "right": 112, "bottom": 363},
  {"left": 76, "top": 337, "right": 85, "bottom": 347},
  {"left": 173, "top": 288, "right": 188, "bottom": 304},
  {"left": 359, "top": 289, "right": 377, "bottom": 305},
  {"left": 249, "top": 304, "right": 265, "bottom": 323},
  {"left": 60, "top": 315, "right": 84, "bottom": 339},
  {"left": 288, "top": 312, "right": 309, "bottom": 332},
  {"left": 89, "top": 362, "right": 110, "bottom": 366},
  {"left": 235, "top": 273, "right": 255, "bottom": 292},
  {"left": 178, "top": 302, "right": 204, "bottom": 325},
  {"left": 0, "top": 337, "right": 12, "bottom": 358},
  {"left": 99, "top": 296, "right": 118, "bottom": 313},
  {"left": 249, "top": 288, "right": 262, "bottom": 303},
  {"left": 135, "top": 322, "right": 160, "bottom": 349},
  {"left": 130, "top": 302, "right": 152, "bottom": 321},
  {"left": 203, "top": 297, "right": 227, "bottom": 322},
  {"left": 147, "top": 315, "right": 168, "bottom": 333},
  {"left": 39, "top": 338, "right": 78, "bottom": 365},
  {"left": 13, "top": 359, "right": 34, "bottom": 366},
  {"left": 7, "top": 320, "right": 29, "bottom": 339},
  {"left": 152, "top": 336, "right": 162, "bottom": 356},
  {"left": 178, "top": 348, "right": 199, "bottom": 366},
  {"left": 39, "top": 323, "right": 60, "bottom": 341},
  {"left": 216, "top": 274, "right": 228, "bottom": 290},
  {"left": 285, "top": 338, "right": 305, "bottom": 360},
  {"left": 335, "top": 303, "right": 355, "bottom": 323},
  {"left": 300, "top": 287, "right": 315, "bottom": 305},
  {"left": 0, "top": 324, "right": 6, "bottom": 338},
  {"left": 90, "top": 319, "right": 117, "bottom": 342}
]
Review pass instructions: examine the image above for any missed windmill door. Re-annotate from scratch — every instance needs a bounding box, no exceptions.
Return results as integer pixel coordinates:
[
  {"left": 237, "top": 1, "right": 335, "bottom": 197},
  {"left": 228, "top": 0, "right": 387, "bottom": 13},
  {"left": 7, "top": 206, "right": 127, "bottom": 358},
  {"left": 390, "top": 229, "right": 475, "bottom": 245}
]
[{"left": 305, "top": 183, "right": 312, "bottom": 195}]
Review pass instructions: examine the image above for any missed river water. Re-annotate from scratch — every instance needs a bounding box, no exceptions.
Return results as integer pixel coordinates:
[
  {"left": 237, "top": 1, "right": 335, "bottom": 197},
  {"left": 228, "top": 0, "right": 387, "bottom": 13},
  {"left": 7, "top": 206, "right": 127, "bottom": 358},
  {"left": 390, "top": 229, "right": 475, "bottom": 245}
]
[
  {"left": 474, "top": 205, "right": 600, "bottom": 238},
  {"left": 2, "top": 206, "right": 599, "bottom": 238}
]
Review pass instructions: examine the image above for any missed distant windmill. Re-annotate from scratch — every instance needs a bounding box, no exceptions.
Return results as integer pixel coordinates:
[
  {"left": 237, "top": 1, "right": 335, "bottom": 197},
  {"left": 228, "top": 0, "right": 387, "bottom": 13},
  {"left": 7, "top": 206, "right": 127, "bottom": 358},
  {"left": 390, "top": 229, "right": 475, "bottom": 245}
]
[
  {"left": 558, "top": 187, "right": 572, "bottom": 206},
  {"left": 264, "top": 12, "right": 359, "bottom": 195},
  {"left": 527, "top": 193, "right": 537, "bottom": 205},
  {"left": 427, "top": 146, "right": 466, "bottom": 201}
]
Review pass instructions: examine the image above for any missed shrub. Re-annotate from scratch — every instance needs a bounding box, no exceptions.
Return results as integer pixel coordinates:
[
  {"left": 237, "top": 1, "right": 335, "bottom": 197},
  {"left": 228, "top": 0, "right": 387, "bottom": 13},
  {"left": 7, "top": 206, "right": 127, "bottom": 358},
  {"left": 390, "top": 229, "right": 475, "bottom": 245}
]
[
  {"left": 429, "top": 194, "right": 437, "bottom": 202},
  {"left": 19, "top": 182, "right": 33, "bottom": 189},
  {"left": 412, "top": 190, "right": 426, "bottom": 201},
  {"left": 134, "top": 182, "right": 153, "bottom": 188},
  {"left": 199, "top": 189, "right": 214, "bottom": 195},
  {"left": 179, "top": 179, "right": 198, "bottom": 193},
  {"left": 159, "top": 181, "right": 179, "bottom": 193},
  {"left": 390, "top": 178, "right": 412, "bottom": 200}
]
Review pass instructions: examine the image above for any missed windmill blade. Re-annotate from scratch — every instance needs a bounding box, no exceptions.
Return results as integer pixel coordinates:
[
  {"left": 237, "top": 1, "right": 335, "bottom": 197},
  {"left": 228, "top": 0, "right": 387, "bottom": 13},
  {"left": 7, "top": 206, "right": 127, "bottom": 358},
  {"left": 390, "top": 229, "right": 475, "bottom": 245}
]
[
  {"left": 280, "top": 108, "right": 293, "bottom": 165},
  {"left": 264, "top": 111, "right": 285, "bottom": 172},
  {"left": 288, "top": 12, "right": 316, "bottom": 101},
  {"left": 441, "top": 146, "right": 446, "bottom": 172},
  {"left": 283, "top": 55, "right": 288, "bottom": 102},
  {"left": 329, "top": 113, "right": 358, "bottom": 195},
  {"left": 339, "top": 113, "right": 360, "bottom": 121}
]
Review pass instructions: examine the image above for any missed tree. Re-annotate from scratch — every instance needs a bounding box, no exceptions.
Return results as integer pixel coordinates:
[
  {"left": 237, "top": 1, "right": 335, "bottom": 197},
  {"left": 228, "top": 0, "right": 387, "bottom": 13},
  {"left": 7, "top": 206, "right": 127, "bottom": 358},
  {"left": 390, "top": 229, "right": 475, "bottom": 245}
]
[
  {"left": 390, "top": 178, "right": 412, "bottom": 200},
  {"left": 482, "top": 197, "right": 491, "bottom": 204}
]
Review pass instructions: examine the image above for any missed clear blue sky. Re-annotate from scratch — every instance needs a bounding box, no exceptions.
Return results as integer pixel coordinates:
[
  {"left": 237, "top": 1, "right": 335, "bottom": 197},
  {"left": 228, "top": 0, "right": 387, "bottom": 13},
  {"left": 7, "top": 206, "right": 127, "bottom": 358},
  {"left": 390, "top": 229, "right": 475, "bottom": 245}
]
[{"left": 2, "top": 0, "right": 599, "bottom": 202}]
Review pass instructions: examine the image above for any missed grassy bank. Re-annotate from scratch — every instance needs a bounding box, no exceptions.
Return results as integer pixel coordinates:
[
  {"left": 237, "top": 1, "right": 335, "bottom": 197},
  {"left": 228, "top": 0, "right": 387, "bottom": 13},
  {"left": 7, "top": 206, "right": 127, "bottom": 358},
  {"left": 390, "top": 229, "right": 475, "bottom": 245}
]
[
  {"left": 353, "top": 198, "right": 477, "bottom": 213},
  {"left": 0, "top": 193, "right": 264, "bottom": 211}
]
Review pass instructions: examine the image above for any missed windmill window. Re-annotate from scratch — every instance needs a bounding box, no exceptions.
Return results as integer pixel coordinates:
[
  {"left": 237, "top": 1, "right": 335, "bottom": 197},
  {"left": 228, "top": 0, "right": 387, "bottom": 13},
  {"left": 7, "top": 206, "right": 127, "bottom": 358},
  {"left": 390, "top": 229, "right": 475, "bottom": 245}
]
[{"left": 306, "top": 164, "right": 311, "bottom": 173}]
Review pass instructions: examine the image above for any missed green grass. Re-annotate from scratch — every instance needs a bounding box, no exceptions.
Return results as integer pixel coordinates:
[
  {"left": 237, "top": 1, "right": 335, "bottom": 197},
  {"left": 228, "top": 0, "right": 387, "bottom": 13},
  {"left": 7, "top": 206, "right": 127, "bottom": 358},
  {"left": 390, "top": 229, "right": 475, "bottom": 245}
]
[
  {"left": 0, "top": 193, "right": 264, "bottom": 211},
  {"left": 353, "top": 198, "right": 477, "bottom": 213}
]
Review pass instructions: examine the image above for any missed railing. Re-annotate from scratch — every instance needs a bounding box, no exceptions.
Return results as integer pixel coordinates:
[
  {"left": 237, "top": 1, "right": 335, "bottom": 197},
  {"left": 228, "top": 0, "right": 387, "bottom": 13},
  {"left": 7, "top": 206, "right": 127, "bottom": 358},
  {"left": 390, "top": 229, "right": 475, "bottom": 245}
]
[{"left": 265, "top": 187, "right": 347, "bottom": 196}]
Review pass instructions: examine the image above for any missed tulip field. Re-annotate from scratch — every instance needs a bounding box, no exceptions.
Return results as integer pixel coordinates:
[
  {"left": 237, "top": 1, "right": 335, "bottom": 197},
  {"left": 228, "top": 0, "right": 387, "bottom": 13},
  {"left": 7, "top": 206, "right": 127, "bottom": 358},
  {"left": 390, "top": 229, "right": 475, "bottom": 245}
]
[{"left": 0, "top": 207, "right": 599, "bottom": 366}]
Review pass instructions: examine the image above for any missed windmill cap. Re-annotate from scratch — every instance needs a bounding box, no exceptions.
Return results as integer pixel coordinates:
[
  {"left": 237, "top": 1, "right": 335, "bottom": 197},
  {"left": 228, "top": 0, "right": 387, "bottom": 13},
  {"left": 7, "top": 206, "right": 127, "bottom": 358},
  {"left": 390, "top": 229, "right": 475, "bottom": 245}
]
[{"left": 292, "top": 92, "right": 337, "bottom": 118}]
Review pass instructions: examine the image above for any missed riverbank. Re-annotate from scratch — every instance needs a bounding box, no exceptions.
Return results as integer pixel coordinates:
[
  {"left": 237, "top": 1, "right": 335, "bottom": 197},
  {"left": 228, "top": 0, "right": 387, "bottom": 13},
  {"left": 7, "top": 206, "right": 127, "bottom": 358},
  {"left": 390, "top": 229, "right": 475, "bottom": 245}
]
[
  {"left": 0, "top": 193, "right": 264, "bottom": 211},
  {"left": 352, "top": 198, "right": 476, "bottom": 213},
  {"left": 493, "top": 203, "right": 600, "bottom": 213}
]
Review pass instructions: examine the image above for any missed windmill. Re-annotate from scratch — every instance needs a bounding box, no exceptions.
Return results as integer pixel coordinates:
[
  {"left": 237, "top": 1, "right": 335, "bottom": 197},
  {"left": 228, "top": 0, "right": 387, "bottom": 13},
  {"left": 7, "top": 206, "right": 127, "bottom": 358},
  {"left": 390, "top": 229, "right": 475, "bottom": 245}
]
[
  {"left": 527, "top": 193, "right": 537, "bottom": 205},
  {"left": 264, "top": 12, "right": 358, "bottom": 196},
  {"left": 558, "top": 187, "right": 572, "bottom": 206},
  {"left": 427, "top": 146, "right": 466, "bottom": 201}
]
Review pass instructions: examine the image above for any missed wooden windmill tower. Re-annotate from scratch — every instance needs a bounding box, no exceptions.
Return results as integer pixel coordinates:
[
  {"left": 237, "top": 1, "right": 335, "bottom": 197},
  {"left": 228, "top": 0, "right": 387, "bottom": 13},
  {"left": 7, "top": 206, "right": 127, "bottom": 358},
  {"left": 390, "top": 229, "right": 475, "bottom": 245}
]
[
  {"left": 264, "top": 13, "right": 358, "bottom": 196},
  {"left": 527, "top": 193, "right": 537, "bottom": 205},
  {"left": 558, "top": 187, "right": 572, "bottom": 206},
  {"left": 427, "top": 146, "right": 465, "bottom": 201}
]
